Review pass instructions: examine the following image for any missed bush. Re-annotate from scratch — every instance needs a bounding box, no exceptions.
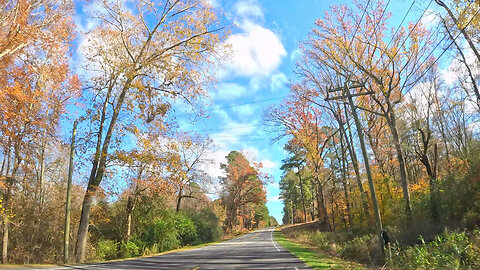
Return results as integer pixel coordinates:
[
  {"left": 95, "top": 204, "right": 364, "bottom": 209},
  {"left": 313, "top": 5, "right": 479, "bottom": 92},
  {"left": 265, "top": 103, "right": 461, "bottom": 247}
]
[
  {"left": 391, "top": 230, "right": 480, "bottom": 269},
  {"left": 339, "top": 234, "right": 375, "bottom": 264},
  {"left": 119, "top": 240, "right": 141, "bottom": 258},
  {"left": 189, "top": 209, "right": 222, "bottom": 245},
  {"left": 96, "top": 240, "right": 118, "bottom": 260},
  {"left": 136, "top": 210, "right": 198, "bottom": 252},
  {"left": 310, "top": 231, "right": 330, "bottom": 251},
  {"left": 175, "top": 212, "right": 197, "bottom": 246}
]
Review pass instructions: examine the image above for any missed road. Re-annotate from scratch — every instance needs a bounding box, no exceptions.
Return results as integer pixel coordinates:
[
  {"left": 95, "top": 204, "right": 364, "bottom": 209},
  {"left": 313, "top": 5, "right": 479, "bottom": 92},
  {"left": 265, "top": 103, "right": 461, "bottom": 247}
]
[{"left": 46, "top": 228, "right": 310, "bottom": 269}]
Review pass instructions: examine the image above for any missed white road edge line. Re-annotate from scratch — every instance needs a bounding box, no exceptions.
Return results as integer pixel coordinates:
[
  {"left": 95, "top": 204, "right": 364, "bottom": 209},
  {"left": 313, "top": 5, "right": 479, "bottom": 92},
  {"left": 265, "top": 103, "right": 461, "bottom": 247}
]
[{"left": 270, "top": 229, "right": 280, "bottom": 252}]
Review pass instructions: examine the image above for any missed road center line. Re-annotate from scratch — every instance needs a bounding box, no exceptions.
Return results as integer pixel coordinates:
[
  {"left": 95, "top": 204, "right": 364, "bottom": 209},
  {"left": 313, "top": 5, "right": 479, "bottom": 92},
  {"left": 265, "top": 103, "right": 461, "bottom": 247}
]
[{"left": 270, "top": 229, "right": 280, "bottom": 252}]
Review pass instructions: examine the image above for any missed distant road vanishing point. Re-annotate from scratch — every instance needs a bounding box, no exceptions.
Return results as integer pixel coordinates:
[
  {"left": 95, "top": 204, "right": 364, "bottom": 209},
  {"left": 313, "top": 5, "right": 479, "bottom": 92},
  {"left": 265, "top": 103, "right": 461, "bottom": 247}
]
[{"left": 43, "top": 228, "right": 310, "bottom": 269}]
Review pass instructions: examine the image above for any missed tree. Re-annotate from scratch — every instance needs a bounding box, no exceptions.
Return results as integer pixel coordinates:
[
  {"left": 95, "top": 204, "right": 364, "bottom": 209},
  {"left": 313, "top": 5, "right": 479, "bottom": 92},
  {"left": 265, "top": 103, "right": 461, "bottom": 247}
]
[
  {"left": 220, "top": 151, "right": 267, "bottom": 232},
  {"left": 74, "top": 0, "right": 229, "bottom": 262}
]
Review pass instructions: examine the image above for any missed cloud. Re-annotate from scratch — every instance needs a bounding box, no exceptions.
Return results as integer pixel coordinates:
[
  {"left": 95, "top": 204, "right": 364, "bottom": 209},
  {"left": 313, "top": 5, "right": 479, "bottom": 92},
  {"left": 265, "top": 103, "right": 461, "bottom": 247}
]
[
  {"left": 260, "top": 159, "right": 277, "bottom": 170},
  {"left": 221, "top": 6, "right": 286, "bottom": 79},
  {"left": 231, "top": 104, "right": 255, "bottom": 118},
  {"left": 234, "top": 0, "right": 263, "bottom": 20},
  {"left": 270, "top": 72, "right": 288, "bottom": 91},
  {"left": 213, "top": 82, "right": 248, "bottom": 101},
  {"left": 224, "top": 22, "right": 286, "bottom": 77},
  {"left": 290, "top": 48, "right": 302, "bottom": 62},
  {"left": 206, "top": 0, "right": 221, "bottom": 8},
  {"left": 267, "top": 195, "right": 280, "bottom": 202},
  {"left": 420, "top": 9, "right": 440, "bottom": 30}
]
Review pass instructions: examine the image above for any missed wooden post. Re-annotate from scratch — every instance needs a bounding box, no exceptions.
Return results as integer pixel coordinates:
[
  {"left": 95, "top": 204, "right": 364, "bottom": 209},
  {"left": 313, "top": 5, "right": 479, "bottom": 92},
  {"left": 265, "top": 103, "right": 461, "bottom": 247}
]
[
  {"left": 342, "top": 82, "right": 384, "bottom": 251},
  {"left": 64, "top": 120, "right": 77, "bottom": 263}
]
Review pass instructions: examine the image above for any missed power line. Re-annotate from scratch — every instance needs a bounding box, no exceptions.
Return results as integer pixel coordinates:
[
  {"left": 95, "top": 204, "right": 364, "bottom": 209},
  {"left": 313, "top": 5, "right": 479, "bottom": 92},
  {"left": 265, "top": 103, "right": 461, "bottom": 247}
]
[
  {"left": 389, "top": 0, "right": 434, "bottom": 60},
  {"left": 385, "top": 0, "right": 416, "bottom": 50},
  {"left": 212, "top": 134, "right": 270, "bottom": 138},
  {"left": 173, "top": 96, "right": 286, "bottom": 118},
  {"left": 348, "top": 0, "right": 372, "bottom": 51},
  {"left": 404, "top": 4, "right": 480, "bottom": 96},
  {"left": 213, "top": 138, "right": 273, "bottom": 142},
  {"left": 186, "top": 124, "right": 266, "bottom": 133}
]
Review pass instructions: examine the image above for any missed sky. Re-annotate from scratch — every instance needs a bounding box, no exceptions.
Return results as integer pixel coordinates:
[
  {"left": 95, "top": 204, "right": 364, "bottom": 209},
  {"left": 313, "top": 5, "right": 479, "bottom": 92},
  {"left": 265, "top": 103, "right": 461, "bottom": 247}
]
[{"left": 72, "top": 0, "right": 441, "bottom": 224}]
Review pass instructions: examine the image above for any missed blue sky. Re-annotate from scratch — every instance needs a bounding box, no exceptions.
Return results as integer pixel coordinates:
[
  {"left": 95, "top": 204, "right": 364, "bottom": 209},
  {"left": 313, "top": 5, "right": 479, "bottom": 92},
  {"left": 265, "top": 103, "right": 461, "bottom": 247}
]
[{"left": 72, "top": 0, "right": 437, "bottom": 224}]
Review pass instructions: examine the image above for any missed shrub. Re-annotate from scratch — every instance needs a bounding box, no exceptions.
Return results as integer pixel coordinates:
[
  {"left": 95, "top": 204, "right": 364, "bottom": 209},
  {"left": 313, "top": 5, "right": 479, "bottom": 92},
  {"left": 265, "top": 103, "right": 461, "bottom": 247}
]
[
  {"left": 391, "top": 230, "right": 480, "bottom": 269},
  {"left": 119, "top": 240, "right": 141, "bottom": 258},
  {"left": 96, "top": 240, "right": 118, "bottom": 260},
  {"left": 175, "top": 213, "right": 197, "bottom": 246},
  {"left": 310, "top": 231, "right": 331, "bottom": 251},
  {"left": 189, "top": 209, "right": 222, "bottom": 245},
  {"left": 339, "top": 234, "right": 375, "bottom": 264}
]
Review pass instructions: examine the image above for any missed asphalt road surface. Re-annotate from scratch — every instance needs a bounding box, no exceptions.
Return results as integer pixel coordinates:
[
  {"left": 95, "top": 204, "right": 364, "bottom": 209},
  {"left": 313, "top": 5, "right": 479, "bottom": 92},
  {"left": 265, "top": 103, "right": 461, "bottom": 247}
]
[{"left": 46, "top": 228, "right": 310, "bottom": 270}]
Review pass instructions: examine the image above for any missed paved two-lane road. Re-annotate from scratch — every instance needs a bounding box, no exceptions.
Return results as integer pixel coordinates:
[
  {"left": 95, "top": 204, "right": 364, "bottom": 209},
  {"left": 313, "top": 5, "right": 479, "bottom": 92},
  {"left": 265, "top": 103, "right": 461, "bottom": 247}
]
[{"left": 49, "top": 228, "right": 310, "bottom": 269}]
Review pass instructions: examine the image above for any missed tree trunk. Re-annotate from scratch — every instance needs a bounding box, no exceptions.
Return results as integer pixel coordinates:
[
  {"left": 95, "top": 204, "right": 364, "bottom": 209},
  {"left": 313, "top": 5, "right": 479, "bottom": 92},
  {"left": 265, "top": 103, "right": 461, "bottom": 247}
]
[
  {"left": 75, "top": 81, "right": 130, "bottom": 262},
  {"left": 36, "top": 130, "right": 47, "bottom": 203},
  {"left": 75, "top": 188, "right": 95, "bottom": 262},
  {"left": 297, "top": 167, "right": 307, "bottom": 223},
  {"left": 342, "top": 106, "right": 371, "bottom": 221},
  {"left": 318, "top": 183, "right": 330, "bottom": 228},
  {"left": 338, "top": 137, "right": 352, "bottom": 227},
  {"left": 176, "top": 186, "right": 183, "bottom": 212},
  {"left": 125, "top": 195, "right": 135, "bottom": 240},
  {"left": 388, "top": 111, "right": 413, "bottom": 225},
  {"left": 2, "top": 218, "right": 8, "bottom": 264},
  {"left": 314, "top": 177, "right": 322, "bottom": 220},
  {"left": 64, "top": 121, "right": 77, "bottom": 263}
]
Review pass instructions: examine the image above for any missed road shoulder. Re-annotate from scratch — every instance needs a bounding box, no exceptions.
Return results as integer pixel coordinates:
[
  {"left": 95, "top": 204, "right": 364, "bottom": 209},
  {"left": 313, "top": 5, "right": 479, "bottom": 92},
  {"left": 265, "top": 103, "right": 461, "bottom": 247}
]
[{"left": 274, "top": 230, "right": 368, "bottom": 270}]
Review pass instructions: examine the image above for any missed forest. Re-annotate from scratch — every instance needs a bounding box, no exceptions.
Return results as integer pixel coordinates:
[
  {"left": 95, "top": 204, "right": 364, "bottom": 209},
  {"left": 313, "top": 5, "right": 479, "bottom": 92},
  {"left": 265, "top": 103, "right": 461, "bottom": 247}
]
[
  {"left": 266, "top": 0, "right": 480, "bottom": 268},
  {"left": 0, "top": 0, "right": 276, "bottom": 265}
]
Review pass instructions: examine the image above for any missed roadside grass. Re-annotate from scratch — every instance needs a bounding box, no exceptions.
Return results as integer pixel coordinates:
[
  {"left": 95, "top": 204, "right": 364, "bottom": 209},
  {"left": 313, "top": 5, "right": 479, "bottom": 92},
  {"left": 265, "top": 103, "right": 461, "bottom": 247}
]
[{"left": 274, "top": 230, "right": 368, "bottom": 270}]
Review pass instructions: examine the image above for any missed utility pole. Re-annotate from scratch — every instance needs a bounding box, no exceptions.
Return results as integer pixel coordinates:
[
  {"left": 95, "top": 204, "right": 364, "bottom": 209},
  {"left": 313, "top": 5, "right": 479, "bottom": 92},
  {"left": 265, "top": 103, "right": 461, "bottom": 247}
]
[
  {"left": 64, "top": 120, "right": 77, "bottom": 263},
  {"left": 326, "top": 81, "right": 384, "bottom": 251}
]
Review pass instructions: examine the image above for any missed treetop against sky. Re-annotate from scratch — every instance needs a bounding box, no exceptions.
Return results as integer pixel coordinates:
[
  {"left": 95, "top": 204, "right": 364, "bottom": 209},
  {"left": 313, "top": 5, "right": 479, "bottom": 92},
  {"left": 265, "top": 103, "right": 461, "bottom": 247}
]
[{"left": 68, "top": 0, "right": 452, "bottom": 224}]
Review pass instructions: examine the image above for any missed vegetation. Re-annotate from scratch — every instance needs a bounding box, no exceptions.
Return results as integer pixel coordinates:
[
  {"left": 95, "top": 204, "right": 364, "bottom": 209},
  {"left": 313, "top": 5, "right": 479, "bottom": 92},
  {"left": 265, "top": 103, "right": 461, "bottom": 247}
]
[
  {"left": 274, "top": 230, "right": 366, "bottom": 269},
  {"left": 266, "top": 0, "right": 480, "bottom": 268}
]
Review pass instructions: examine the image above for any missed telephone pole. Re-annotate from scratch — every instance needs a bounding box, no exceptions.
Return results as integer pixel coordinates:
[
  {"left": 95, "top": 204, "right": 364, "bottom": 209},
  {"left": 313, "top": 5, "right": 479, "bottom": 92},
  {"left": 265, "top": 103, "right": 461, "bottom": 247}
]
[
  {"left": 64, "top": 120, "right": 77, "bottom": 263},
  {"left": 326, "top": 80, "right": 384, "bottom": 251}
]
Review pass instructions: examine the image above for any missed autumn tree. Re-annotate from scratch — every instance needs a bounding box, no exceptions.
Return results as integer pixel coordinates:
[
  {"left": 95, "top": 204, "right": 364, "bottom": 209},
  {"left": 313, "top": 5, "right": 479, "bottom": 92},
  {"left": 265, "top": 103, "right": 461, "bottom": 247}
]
[
  {"left": 74, "top": 0, "right": 229, "bottom": 262},
  {"left": 219, "top": 151, "right": 267, "bottom": 232}
]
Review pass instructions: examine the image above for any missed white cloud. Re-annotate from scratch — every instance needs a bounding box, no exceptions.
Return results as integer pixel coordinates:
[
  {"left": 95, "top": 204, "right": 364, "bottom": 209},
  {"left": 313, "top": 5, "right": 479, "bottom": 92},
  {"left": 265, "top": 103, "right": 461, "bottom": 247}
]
[
  {"left": 420, "top": 9, "right": 440, "bottom": 30},
  {"left": 222, "top": 21, "right": 286, "bottom": 78},
  {"left": 260, "top": 159, "right": 277, "bottom": 170},
  {"left": 290, "top": 48, "right": 302, "bottom": 62},
  {"left": 234, "top": 0, "right": 263, "bottom": 20},
  {"left": 267, "top": 195, "right": 280, "bottom": 202},
  {"left": 213, "top": 82, "right": 248, "bottom": 101},
  {"left": 231, "top": 104, "right": 255, "bottom": 117},
  {"left": 206, "top": 0, "right": 221, "bottom": 8},
  {"left": 270, "top": 72, "right": 288, "bottom": 91}
]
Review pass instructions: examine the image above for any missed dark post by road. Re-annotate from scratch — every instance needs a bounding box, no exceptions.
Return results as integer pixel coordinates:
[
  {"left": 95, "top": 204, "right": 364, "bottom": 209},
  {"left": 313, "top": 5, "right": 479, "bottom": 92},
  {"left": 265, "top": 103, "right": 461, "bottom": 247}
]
[{"left": 64, "top": 120, "right": 77, "bottom": 263}]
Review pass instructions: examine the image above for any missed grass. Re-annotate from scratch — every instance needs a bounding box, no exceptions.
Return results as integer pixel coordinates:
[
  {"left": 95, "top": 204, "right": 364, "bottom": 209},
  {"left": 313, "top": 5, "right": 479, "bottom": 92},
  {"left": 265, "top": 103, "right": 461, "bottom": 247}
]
[{"left": 274, "top": 230, "right": 368, "bottom": 270}]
